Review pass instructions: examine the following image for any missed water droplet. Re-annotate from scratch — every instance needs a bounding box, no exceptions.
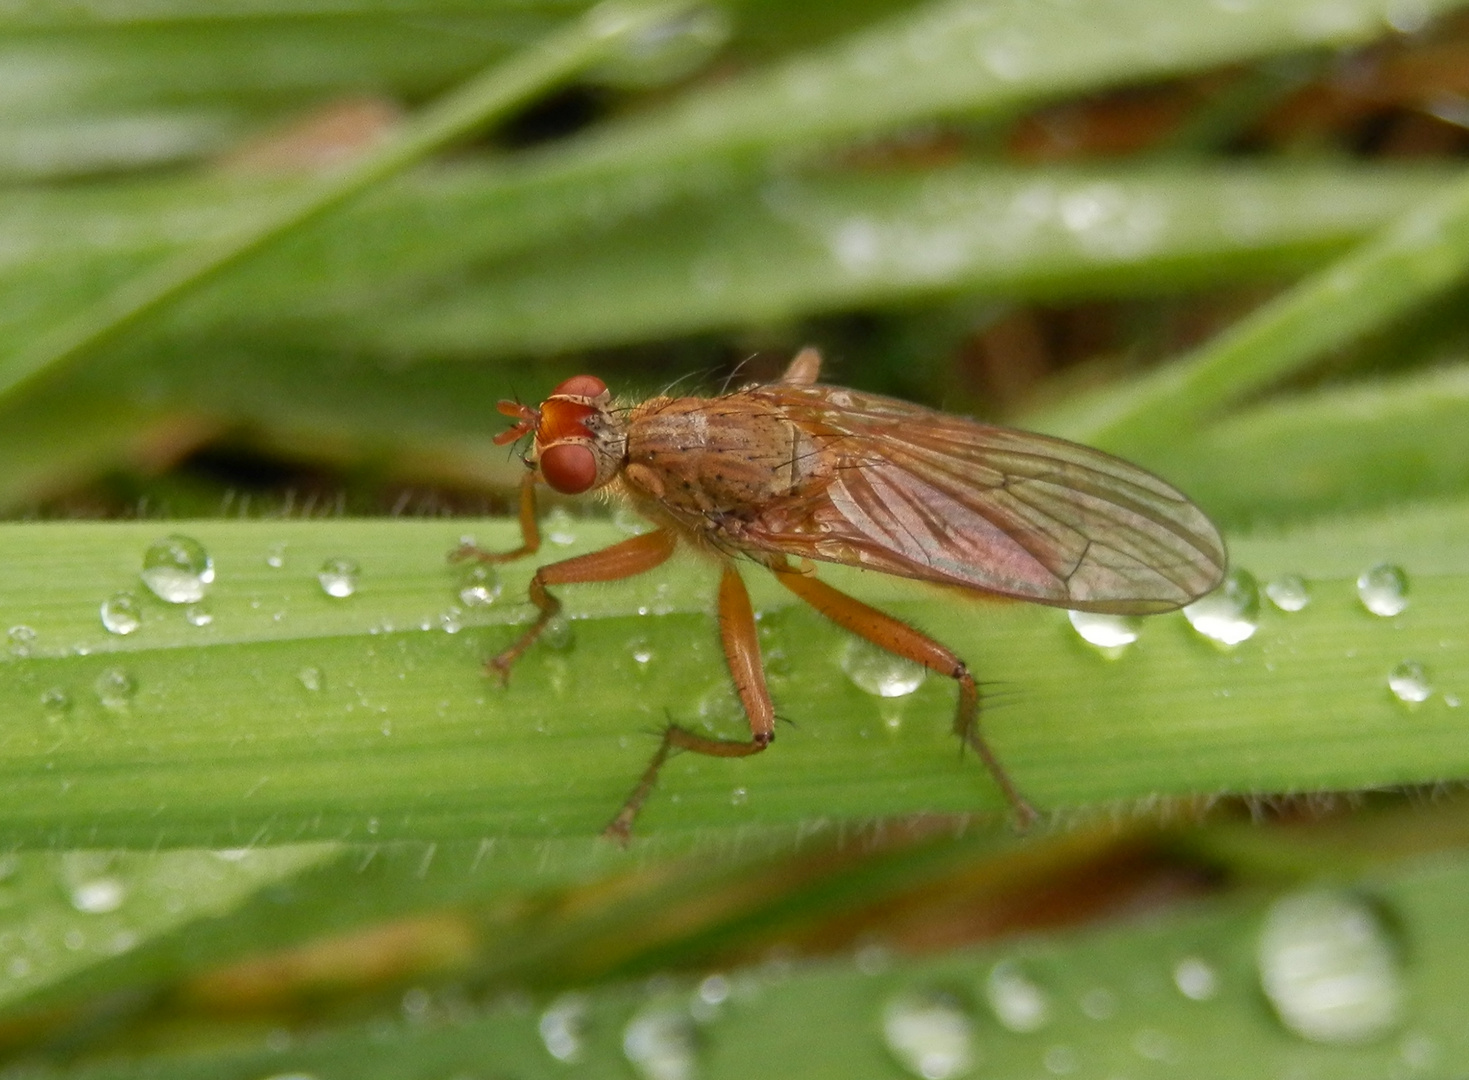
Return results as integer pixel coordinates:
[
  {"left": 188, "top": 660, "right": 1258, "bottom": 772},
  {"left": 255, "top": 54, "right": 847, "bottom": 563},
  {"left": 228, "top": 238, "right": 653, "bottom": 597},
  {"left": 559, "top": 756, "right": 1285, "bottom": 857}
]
[
  {"left": 70, "top": 876, "right": 126, "bottom": 914},
  {"left": 140, "top": 534, "right": 214, "bottom": 604},
  {"left": 440, "top": 608, "right": 463, "bottom": 634},
  {"left": 184, "top": 603, "right": 213, "bottom": 627},
  {"left": 1257, "top": 890, "right": 1404, "bottom": 1044},
  {"left": 297, "top": 666, "right": 323, "bottom": 692},
  {"left": 1066, "top": 610, "right": 1139, "bottom": 650},
  {"left": 623, "top": 1004, "right": 698, "bottom": 1080},
  {"left": 541, "top": 613, "right": 574, "bottom": 652},
  {"left": 841, "top": 637, "right": 926, "bottom": 698},
  {"left": 1079, "top": 987, "right": 1117, "bottom": 1019},
  {"left": 1358, "top": 563, "right": 1409, "bottom": 617},
  {"left": 1265, "top": 574, "right": 1311, "bottom": 612},
  {"left": 539, "top": 992, "right": 589, "bottom": 1063},
  {"left": 458, "top": 564, "right": 502, "bottom": 607},
  {"left": 594, "top": 4, "right": 731, "bottom": 87},
  {"left": 697, "top": 974, "right": 729, "bottom": 1006},
  {"left": 614, "top": 504, "right": 654, "bottom": 535},
  {"left": 730, "top": 786, "right": 748, "bottom": 806},
  {"left": 629, "top": 638, "right": 656, "bottom": 667},
  {"left": 7, "top": 625, "right": 36, "bottom": 658},
  {"left": 1131, "top": 1027, "right": 1180, "bottom": 1062},
  {"left": 41, "top": 687, "right": 71, "bottom": 715},
  {"left": 1388, "top": 660, "right": 1432, "bottom": 705},
  {"left": 880, "top": 989, "right": 976, "bottom": 1080},
  {"left": 1183, "top": 567, "right": 1259, "bottom": 646},
  {"left": 265, "top": 542, "right": 287, "bottom": 569},
  {"left": 1172, "top": 956, "right": 1219, "bottom": 1000},
  {"left": 1042, "top": 1045, "right": 1077, "bottom": 1074},
  {"left": 94, "top": 667, "right": 135, "bottom": 709},
  {"left": 317, "top": 557, "right": 360, "bottom": 598},
  {"left": 544, "top": 506, "right": 578, "bottom": 546},
  {"left": 985, "top": 961, "right": 1050, "bottom": 1033},
  {"left": 100, "top": 592, "right": 142, "bottom": 635}
]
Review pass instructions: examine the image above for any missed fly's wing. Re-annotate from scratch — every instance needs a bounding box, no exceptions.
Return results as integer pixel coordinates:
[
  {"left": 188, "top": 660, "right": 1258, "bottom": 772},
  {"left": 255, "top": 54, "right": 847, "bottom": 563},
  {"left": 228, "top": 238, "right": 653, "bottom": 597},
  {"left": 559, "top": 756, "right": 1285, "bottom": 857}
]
[{"left": 741, "top": 384, "right": 1226, "bottom": 614}]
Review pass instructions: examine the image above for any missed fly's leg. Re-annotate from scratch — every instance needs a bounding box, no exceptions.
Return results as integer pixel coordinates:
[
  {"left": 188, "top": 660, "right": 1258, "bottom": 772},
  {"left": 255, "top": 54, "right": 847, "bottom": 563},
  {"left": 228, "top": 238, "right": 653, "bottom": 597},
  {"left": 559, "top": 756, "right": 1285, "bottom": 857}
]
[
  {"left": 451, "top": 472, "right": 541, "bottom": 565},
  {"left": 488, "top": 527, "right": 677, "bottom": 684},
  {"left": 771, "top": 562, "right": 1038, "bottom": 829},
  {"left": 605, "top": 563, "right": 773, "bottom": 844}
]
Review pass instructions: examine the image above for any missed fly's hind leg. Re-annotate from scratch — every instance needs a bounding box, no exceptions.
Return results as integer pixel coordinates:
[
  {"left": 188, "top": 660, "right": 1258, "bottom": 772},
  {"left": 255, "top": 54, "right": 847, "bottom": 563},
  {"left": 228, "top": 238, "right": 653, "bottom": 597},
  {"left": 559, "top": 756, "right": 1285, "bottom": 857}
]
[
  {"left": 771, "top": 561, "right": 1038, "bottom": 829},
  {"left": 605, "top": 563, "right": 774, "bottom": 843}
]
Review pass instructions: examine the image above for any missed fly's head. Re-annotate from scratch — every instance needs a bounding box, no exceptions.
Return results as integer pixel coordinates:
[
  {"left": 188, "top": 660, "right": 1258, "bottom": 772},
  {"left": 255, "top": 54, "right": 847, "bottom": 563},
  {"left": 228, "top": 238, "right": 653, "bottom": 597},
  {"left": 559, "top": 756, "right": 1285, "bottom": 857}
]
[{"left": 495, "top": 375, "right": 627, "bottom": 495}]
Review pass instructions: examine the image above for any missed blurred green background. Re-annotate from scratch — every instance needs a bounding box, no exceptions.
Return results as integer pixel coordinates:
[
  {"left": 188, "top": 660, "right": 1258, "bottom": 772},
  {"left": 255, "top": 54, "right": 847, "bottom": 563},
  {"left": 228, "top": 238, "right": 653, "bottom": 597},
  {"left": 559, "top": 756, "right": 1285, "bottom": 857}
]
[{"left": 0, "top": 0, "right": 1468, "bottom": 1076}]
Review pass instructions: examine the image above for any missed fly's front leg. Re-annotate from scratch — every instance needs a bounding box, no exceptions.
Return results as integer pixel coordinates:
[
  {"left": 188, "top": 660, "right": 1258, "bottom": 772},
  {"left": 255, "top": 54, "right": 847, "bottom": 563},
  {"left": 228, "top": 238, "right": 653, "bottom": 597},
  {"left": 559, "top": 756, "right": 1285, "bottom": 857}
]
[
  {"left": 771, "top": 562, "right": 1038, "bottom": 829},
  {"left": 451, "top": 471, "right": 541, "bottom": 565},
  {"left": 489, "top": 527, "right": 677, "bottom": 684},
  {"left": 605, "top": 563, "right": 774, "bottom": 843}
]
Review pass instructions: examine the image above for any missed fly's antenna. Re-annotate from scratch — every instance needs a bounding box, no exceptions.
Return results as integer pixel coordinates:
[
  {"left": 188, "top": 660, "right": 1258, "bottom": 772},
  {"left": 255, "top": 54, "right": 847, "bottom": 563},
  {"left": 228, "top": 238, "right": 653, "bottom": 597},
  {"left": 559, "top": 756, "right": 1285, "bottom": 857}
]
[{"left": 493, "top": 399, "right": 539, "bottom": 446}]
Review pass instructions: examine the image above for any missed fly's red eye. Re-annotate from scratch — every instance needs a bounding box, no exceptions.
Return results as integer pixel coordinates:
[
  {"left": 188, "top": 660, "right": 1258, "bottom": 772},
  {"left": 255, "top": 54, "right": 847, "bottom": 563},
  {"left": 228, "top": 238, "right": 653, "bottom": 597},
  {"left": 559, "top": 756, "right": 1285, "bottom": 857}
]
[
  {"left": 540, "top": 443, "right": 598, "bottom": 494},
  {"left": 551, "top": 375, "right": 607, "bottom": 398}
]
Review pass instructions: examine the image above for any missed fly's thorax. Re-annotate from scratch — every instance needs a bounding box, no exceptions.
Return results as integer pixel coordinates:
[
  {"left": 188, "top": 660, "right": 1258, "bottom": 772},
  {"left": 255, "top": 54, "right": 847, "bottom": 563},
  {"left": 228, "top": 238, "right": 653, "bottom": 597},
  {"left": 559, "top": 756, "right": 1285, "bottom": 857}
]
[
  {"left": 622, "top": 393, "right": 828, "bottom": 519},
  {"left": 531, "top": 387, "right": 628, "bottom": 495}
]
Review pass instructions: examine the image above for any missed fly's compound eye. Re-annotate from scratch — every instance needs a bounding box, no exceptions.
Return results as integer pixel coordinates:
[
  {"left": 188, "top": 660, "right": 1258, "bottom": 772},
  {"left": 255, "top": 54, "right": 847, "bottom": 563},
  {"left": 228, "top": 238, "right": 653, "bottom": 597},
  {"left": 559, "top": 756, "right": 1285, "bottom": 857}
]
[
  {"left": 551, "top": 374, "right": 607, "bottom": 398},
  {"left": 540, "top": 443, "right": 599, "bottom": 494}
]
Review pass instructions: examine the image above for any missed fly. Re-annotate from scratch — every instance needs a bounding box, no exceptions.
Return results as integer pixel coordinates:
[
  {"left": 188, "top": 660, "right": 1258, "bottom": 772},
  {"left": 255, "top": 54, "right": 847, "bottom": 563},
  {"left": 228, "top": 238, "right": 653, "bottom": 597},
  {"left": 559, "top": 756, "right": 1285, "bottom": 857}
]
[{"left": 455, "top": 348, "right": 1226, "bottom": 840}]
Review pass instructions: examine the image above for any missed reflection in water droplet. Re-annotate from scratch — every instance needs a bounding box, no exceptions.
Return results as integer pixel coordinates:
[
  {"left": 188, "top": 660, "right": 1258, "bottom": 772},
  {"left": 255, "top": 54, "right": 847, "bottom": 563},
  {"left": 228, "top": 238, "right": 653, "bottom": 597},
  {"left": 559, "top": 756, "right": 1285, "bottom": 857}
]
[
  {"left": 6, "top": 625, "right": 35, "bottom": 658},
  {"left": 623, "top": 1004, "right": 698, "bottom": 1080},
  {"left": 298, "top": 667, "right": 324, "bottom": 692},
  {"left": 1387, "top": 661, "right": 1432, "bottom": 705},
  {"left": 100, "top": 592, "right": 142, "bottom": 635},
  {"left": 1183, "top": 568, "right": 1259, "bottom": 646},
  {"left": 1257, "top": 890, "right": 1404, "bottom": 1044},
  {"left": 985, "top": 960, "right": 1050, "bottom": 1033},
  {"left": 539, "top": 992, "right": 588, "bottom": 1063},
  {"left": 1357, "top": 563, "right": 1409, "bottom": 617},
  {"left": 41, "top": 687, "right": 71, "bottom": 715},
  {"left": 184, "top": 603, "right": 213, "bottom": 627},
  {"left": 881, "top": 989, "right": 975, "bottom": 1079},
  {"left": 70, "top": 877, "right": 126, "bottom": 914},
  {"left": 541, "top": 613, "right": 574, "bottom": 652},
  {"left": 94, "top": 667, "right": 136, "bottom": 709},
  {"left": 318, "top": 557, "right": 360, "bottom": 598},
  {"left": 842, "top": 637, "right": 926, "bottom": 697},
  {"left": 140, "top": 534, "right": 214, "bottom": 604},
  {"left": 1067, "top": 610, "right": 1138, "bottom": 650},
  {"left": 545, "top": 506, "right": 578, "bottom": 546},
  {"left": 458, "top": 564, "right": 502, "bottom": 607},
  {"left": 1265, "top": 574, "right": 1311, "bottom": 613},
  {"left": 1173, "top": 956, "right": 1219, "bottom": 1000}
]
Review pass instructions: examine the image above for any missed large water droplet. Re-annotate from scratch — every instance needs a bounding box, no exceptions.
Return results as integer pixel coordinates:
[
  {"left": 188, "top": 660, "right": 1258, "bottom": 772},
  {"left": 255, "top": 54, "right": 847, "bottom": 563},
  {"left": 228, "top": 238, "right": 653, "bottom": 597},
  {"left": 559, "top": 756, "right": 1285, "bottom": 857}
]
[
  {"left": 1172, "top": 956, "right": 1219, "bottom": 1000},
  {"left": 539, "top": 992, "right": 589, "bottom": 1063},
  {"left": 1183, "top": 567, "right": 1259, "bottom": 646},
  {"left": 842, "top": 638, "right": 926, "bottom": 698},
  {"left": 1067, "top": 610, "right": 1138, "bottom": 650},
  {"left": 458, "top": 564, "right": 502, "bottom": 607},
  {"left": 140, "top": 534, "right": 214, "bottom": 603},
  {"left": 94, "top": 667, "right": 136, "bottom": 709},
  {"left": 318, "top": 557, "right": 360, "bottom": 598},
  {"left": 100, "top": 592, "right": 142, "bottom": 635},
  {"left": 7, "top": 625, "right": 36, "bottom": 658},
  {"left": 1387, "top": 661, "right": 1432, "bottom": 705},
  {"left": 1265, "top": 574, "right": 1311, "bottom": 613},
  {"left": 623, "top": 1004, "right": 698, "bottom": 1080},
  {"left": 1257, "top": 890, "right": 1404, "bottom": 1044},
  {"left": 985, "top": 961, "right": 1050, "bottom": 1033},
  {"left": 1358, "top": 563, "right": 1409, "bottom": 617},
  {"left": 881, "top": 989, "right": 976, "bottom": 1079}
]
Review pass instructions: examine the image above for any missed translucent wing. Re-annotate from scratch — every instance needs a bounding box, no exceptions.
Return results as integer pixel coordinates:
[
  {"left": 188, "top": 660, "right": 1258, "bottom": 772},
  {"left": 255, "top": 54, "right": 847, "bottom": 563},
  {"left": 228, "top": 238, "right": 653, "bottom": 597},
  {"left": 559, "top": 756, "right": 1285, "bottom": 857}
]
[{"left": 738, "top": 383, "right": 1226, "bottom": 614}]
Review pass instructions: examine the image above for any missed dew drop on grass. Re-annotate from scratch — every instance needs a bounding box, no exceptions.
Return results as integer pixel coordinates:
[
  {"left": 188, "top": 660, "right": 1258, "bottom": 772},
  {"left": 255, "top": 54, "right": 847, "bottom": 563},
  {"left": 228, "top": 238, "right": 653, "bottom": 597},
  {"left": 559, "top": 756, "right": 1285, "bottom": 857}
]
[
  {"left": 1257, "top": 890, "right": 1404, "bottom": 1044},
  {"left": 41, "top": 687, "right": 71, "bottom": 716},
  {"left": 1183, "top": 567, "right": 1259, "bottom": 646},
  {"left": 544, "top": 506, "right": 578, "bottom": 546},
  {"left": 1265, "top": 574, "right": 1311, "bottom": 612},
  {"left": 458, "top": 564, "right": 502, "bottom": 607},
  {"left": 842, "top": 637, "right": 926, "bottom": 697},
  {"left": 1173, "top": 956, "right": 1219, "bottom": 1001},
  {"left": 623, "top": 1004, "right": 699, "bottom": 1080},
  {"left": 140, "top": 534, "right": 214, "bottom": 603},
  {"left": 1387, "top": 661, "right": 1432, "bottom": 705},
  {"left": 629, "top": 639, "right": 656, "bottom": 668},
  {"left": 881, "top": 989, "right": 976, "bottom": 1080},
  {"left": 539, "top": 992, "right": 589, "bottom": 1063},
  {"left": 7, "top": 625, "right": 35, "bottom": 657},
  {"left": 614, "top": 504, "right": 654, "bottom": 535},
  {"left": 69, "top": 876, "right": 126, "bottom": 915},
  {"left": 1066, "top": 610, "right": 1138, "bottom": 650},
  {"left": 184, "top": 603, "right": 213, "bottom": 627},
  {"left": 94, "top": 667, "right": 135, "bottom": 709},
  {"left": 297, "top": 667, "right": 323, "bottom": 692},
  {"left": 439, "top": 608, "right": 463, "bottom": 634},
  {"left": 541, "top": 613, "right": 575, "bottom": 652},
  {"left": 100, "top": 592, "right": 142, "bottom": 635},
  {"left": 265, "top": 542, "right": 287, "bottom": 569},
  {"left": 593, "top": 4, "right": 732, "bottom": 89},
  {"left": 1357, "top": 563, "right": 1409, "bottom": 617},
  {"left": 317, "top": 557, "right": 360, "bottom": 598},
  {"left": 985, "top": 961, "right": 1050, "bottom": 1033},
  {"left": 730, "top": 786, "right": 748, "bottom": 806}
]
